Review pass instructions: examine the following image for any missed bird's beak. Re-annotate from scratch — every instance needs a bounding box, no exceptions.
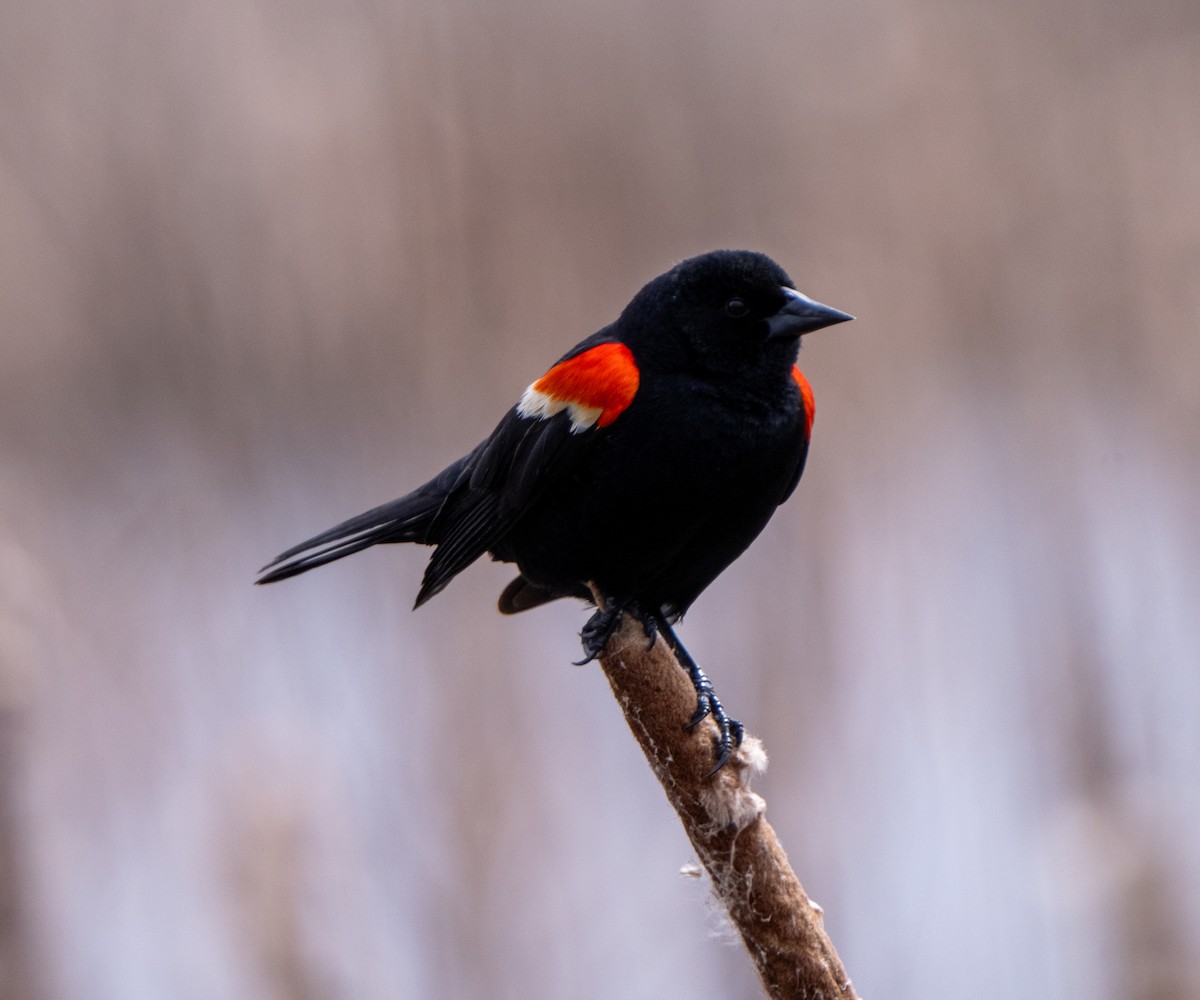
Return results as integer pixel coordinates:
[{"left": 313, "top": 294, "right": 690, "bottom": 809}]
[{"left": 766, "top": 287, "right": 855, "bottom": 340}]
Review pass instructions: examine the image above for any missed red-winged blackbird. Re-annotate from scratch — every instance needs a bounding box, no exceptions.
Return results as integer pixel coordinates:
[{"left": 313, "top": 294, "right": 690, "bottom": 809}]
[{"left": 258, "top": 250, "right": 852, "bottom": 768}]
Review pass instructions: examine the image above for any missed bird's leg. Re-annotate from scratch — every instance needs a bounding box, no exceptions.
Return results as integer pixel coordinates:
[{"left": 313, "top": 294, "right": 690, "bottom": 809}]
[{"left": 650, "top": 612, "right": 744, "bottom": 774}]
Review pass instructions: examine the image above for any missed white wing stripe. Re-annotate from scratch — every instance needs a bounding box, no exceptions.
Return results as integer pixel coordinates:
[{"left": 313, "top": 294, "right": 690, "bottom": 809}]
[{"left": 517, "top": 385, "right": 602, "bottom": 434}]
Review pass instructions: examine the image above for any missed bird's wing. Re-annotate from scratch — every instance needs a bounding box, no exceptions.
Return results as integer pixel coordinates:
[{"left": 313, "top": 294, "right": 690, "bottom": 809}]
[{"left": 414, "top": 337, "right": 641, "bottom": 604}]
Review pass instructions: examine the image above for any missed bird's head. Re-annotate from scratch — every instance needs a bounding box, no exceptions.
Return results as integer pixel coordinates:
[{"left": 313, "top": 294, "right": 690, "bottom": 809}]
[{"left": 625, "top": 250, "right": 853, "bottom": 375}]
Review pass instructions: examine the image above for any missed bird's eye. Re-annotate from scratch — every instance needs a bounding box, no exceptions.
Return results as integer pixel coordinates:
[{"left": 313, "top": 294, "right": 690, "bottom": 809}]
[{"left": 725, "top": 297, "right": 749, "bottom": 318}]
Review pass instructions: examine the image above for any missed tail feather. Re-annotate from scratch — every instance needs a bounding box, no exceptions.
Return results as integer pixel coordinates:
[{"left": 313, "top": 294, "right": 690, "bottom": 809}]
[{"left": 256, "top": 492, "right": 443, "bottom": 585}]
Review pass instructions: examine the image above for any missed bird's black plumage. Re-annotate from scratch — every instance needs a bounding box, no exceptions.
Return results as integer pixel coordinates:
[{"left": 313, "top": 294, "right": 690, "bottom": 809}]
[{"left": 258, "top": 249, "right": 852, "bottom": 768}]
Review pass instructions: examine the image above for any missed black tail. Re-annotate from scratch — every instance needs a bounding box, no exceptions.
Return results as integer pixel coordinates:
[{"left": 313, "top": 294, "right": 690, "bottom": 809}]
[
  {"left": 255, "top": 490, "right": 445, "bottom": 584},
  {"left": 255, "top": 452, "right": 483, "bottom": 585}
]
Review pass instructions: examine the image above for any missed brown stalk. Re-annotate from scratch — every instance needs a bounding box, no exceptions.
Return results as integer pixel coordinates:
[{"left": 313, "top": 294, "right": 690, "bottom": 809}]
[{"left": 592, "top": 601, "right": 858, "bottom": 1000}]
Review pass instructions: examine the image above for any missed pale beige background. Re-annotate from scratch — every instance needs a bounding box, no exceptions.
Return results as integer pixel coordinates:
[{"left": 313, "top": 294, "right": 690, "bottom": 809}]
[{"left": 1, "top": 1, "right": 1198, "bottom": 997}]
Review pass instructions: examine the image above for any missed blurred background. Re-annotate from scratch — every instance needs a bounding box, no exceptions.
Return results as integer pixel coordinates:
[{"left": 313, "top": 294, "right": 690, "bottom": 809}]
[{"left": 1, "top": 0, "right": 1198, "bottom": 997}]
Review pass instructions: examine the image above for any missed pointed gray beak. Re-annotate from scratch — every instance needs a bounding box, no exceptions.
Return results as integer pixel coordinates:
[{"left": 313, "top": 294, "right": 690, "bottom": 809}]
[{"left": 766, "top": 287, "right": 855, "bottom": 340}]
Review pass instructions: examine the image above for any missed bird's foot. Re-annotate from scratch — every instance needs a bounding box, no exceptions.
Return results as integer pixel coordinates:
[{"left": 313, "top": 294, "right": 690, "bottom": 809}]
[
  {"left": 639, "top": 612, "right": 659, "bottom": 650},
  {"left": 575, "top": 597, "right": 657, "bottom": 664},
  {"left": 684, "top": 667, "right": 745, "bottom": 774},
  {"left": 649, "top": 613, "right": 744, "bottom": 774},
  {"left": 575, "top": 603, "right": 621, "bottom": 664}
]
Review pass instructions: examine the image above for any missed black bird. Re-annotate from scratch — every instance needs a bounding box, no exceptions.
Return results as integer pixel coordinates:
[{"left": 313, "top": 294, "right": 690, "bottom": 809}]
[{"left": 258, "top": 250, "right": 852, "bottom": 769}]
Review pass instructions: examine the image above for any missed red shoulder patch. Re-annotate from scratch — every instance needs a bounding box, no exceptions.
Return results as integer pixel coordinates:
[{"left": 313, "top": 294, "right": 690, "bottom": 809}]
[
  {"left": 519, "top": 343, "right": 640, "bottom": 431},
  {"left": 792, "top": 366, "right": 815, "bottom": 439}
]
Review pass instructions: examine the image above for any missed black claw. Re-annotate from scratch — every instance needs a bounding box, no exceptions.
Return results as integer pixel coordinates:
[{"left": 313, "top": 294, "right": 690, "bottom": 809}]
[
  {"left": 640, "top": 614, "right": 658, "bottom": 650},
  {"left": 575, "top": 602, "right": 625, "bottom": 664},
  {"left": 711, "top": 739, "right": 732, "bottom": 775},
  {"left": 685, "top": 690, "right": 713, "bottom": 730},
  {"left": 705, "top": 699, "right": 744, "bottom": 776}
]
